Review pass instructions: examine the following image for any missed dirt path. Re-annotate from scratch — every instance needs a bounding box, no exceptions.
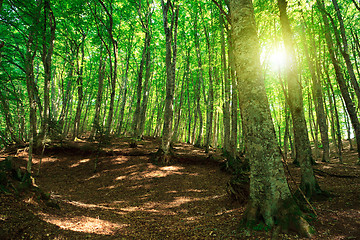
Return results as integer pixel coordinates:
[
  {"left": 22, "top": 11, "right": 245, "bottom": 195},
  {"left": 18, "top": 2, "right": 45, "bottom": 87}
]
[{"left": 1, "top": 137, "right": 360, "bottom": 239}]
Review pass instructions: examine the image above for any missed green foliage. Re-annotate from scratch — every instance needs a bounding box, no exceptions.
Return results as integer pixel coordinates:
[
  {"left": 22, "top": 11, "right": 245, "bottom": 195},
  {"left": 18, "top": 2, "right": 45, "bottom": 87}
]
[{"left": 0, "top": 0, "right": 358, "bottom": 159}]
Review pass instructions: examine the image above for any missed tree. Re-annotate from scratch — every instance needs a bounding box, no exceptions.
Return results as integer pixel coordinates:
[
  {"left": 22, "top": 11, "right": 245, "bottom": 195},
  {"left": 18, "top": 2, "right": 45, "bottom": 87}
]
[
  {"left": 229, "top": 0, "right": 311, "bottom": 236},
  {"left": 277, "top": 0, "right": 321, "bottom": 198},
  {"left": 317, "top": 0, "right": 360, "bottom": 164},
  {"left": 156, "top": 0, "right": 179, "bottom": 163}
]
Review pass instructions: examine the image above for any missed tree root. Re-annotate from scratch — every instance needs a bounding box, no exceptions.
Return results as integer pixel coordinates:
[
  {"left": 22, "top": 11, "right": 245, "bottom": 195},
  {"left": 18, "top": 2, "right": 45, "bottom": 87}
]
[
  {"left": 150, "top": 148, "right": 174, "bottom": 165},
  {"left": 243, "top": 200, "right": 314, "bottom": 239}
]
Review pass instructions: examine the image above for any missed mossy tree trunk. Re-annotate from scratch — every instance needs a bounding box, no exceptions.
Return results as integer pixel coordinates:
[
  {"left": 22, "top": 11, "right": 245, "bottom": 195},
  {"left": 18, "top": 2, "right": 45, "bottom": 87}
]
[
  {"left": 159, "top": 0, "right": 179, "bottom": 162},
  {"left": 229, "top": 0, "right": 311, "bottom": 236},
  {"left": 277, "top": 0, "right": 321, "bottom": 199}
]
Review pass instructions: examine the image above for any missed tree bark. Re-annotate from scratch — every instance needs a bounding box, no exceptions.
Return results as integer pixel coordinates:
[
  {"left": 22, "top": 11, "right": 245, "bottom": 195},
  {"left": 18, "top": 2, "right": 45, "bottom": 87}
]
[
  {"left": 229, "top": 0, "right": 311, "bottom": 236},
  {"left": 158, "top": 0, "right": 179, "bottom": 161},
  {"left": 278, "top": 0, "right": 321, "bottom": 198}
]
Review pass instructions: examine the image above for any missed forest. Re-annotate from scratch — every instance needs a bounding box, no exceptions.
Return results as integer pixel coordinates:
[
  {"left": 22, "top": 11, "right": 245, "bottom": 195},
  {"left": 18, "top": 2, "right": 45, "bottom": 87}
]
[{"left": 0, "top": 0, "right": 360, "bottom": 239}]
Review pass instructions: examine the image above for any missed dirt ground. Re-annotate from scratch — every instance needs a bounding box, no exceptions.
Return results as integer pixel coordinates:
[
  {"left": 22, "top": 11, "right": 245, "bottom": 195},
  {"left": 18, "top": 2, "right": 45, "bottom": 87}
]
[{"left": 0, "top": 137, "right": 360, "bottom": 239}]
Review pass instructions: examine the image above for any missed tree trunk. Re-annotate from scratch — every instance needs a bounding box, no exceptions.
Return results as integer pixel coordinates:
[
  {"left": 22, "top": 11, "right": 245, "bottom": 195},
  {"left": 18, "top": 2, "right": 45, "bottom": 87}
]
[
  {"left": 331, "top": 0, "right": 360, "bottom": 109},
  {"left": 283, "top": 105, "right": 290, "bottom": 159},
  {"left": 186, "top": 74, "right": 192, "bottom": 144},
  {"left": 220, "top": 15, "right": 231, "bottom": 155},
  {"left": 318, "top": 0, "right": 360, "bottom": 164},
  {"left": 116, "top": 35, "right": 133, "bottom": 135},
  {"left": 278, "top": 0, "right": 320, "bottom": 198},
  {"left": 89, "top": 50, "right": 105, "bottom": 140},
  {"left": 203, "top": 21, "right": 214, "bottom": 153},
  {"left": 172, "top": 61, "right": 187, "bottom": 142},
  {"left": 193, "top": 13, "right": 204, "bottom": 148},
  {"left": 158, "top": 0, "right": 179, "bottom": 162},
  {"left": 132, "top": 35, "right": 147, "bottom": 138},
  {"left": 300, "top": 21, "right": 329, "bottom": 162},
  {"left": 138, "top": 44, "right": 152, "bottom": 138},
  {"left": 25, "top": 28, "right": 38, "bottom": 173},
  {"left": 323, "top": 62, "right": 343, "bottom": 161},
  {"left": 40, "top": 0, "right": 56, "bottom": 144},
  {"left": 73, "top": 36, "right": 86, "bottom": 140},
  {"left": 228, "top": 32, "right": 238, "bottom": 161},
  {"left": 229, "top": 0, "right": 311, "bottom": 236},
  {"left": 0, "top": 90, "right": 18, "bottom": 143}
]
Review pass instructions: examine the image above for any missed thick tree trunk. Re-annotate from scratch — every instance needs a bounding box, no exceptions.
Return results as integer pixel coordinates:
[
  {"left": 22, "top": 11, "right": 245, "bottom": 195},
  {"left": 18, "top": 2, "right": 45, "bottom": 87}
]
[
  {"left": 229, "top": 0, "right": 311, "bottom": 236},
  {"left": 278, "top": 0, "right": 320, "bottom": 198}
]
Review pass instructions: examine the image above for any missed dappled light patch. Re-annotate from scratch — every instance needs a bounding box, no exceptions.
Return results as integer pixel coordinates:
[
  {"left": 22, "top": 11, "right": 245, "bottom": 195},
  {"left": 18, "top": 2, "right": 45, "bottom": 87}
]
[
  {"left": 143, "top": 169, "right": 183, "bottom": 178},
  {"left": 61, "top": 199, "right": 116, "bottom": 211},
  {"left": 159, "top": 165, "right": 184, "bottom": 171},
  {"left": 186, "top": 189, "right": 206, "bottom": 193},
  {"left": 85, "top": 173, "right": 101, "bottom": 181},
  {"left": 113, "top": 156, "right": 130, "bottom": 164},
  {"left": 2, "top": 137, "right": 359, "bottom": 239},
  {"left": 70, "top": 158, "right": 90, "bottom": 168},
  {"left": 166, "top": 196, "right": 200, "bottom": 208},
  {"left": 322, "top": 165, "right": 333, "bottom": 170},
  {"left": 39, "top": 213, "right": 126, "bottom": 234},
  {"left": 115, "top": 175, "right": 127, "bottom": 181}
]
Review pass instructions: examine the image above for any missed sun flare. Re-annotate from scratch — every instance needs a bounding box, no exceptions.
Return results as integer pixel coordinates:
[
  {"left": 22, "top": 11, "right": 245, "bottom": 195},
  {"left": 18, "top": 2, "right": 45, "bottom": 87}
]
[{"left": 269, "top": 48, "right": 287, "bottom": 71}]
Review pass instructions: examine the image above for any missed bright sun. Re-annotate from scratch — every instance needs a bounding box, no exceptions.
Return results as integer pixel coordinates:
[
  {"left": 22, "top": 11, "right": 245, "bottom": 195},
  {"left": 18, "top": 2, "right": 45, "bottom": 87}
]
[{"left": 269, "top": 48, "right": 287, "bottom": 71}]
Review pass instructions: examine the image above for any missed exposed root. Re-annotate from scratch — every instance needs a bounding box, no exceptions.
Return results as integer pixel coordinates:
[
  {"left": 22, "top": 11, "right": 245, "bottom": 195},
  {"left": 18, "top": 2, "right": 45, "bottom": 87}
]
[
  {"left": 150, "top": 148, "right": 174, "bottom": 165},
  {"left": 242, "top": 199, "right": 314, "bottom": 239},
  {"left": 226, "top": 175, "right": 249, "bottom": 203}
]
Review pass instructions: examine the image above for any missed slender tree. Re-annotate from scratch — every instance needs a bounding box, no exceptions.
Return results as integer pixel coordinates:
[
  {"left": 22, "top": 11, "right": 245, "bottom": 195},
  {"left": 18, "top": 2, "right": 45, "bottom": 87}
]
[
  {"left": 278, "top": 0, "right": 321, "bottom": 198},
  {"left": 156, "top": 0, "right": 179, "bottom": 163}
]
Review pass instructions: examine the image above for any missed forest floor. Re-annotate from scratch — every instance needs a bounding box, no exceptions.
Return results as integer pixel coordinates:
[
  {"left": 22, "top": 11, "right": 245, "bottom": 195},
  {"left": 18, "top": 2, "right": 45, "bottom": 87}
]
[{"left": 0, "top": 136, "right": 360, "bottom": 240}]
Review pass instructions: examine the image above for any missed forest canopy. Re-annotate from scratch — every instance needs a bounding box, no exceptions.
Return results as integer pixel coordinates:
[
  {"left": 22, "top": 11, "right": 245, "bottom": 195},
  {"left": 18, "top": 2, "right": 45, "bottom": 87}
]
[{"left": 0, "top": 0, "right": 359, "bottom": 157}]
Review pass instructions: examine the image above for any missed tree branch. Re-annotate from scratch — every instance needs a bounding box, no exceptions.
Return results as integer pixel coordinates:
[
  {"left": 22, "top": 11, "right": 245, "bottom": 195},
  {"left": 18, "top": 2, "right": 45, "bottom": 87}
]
[{"left": 211, "top": 0, "right": 230, "bottom": 24}]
